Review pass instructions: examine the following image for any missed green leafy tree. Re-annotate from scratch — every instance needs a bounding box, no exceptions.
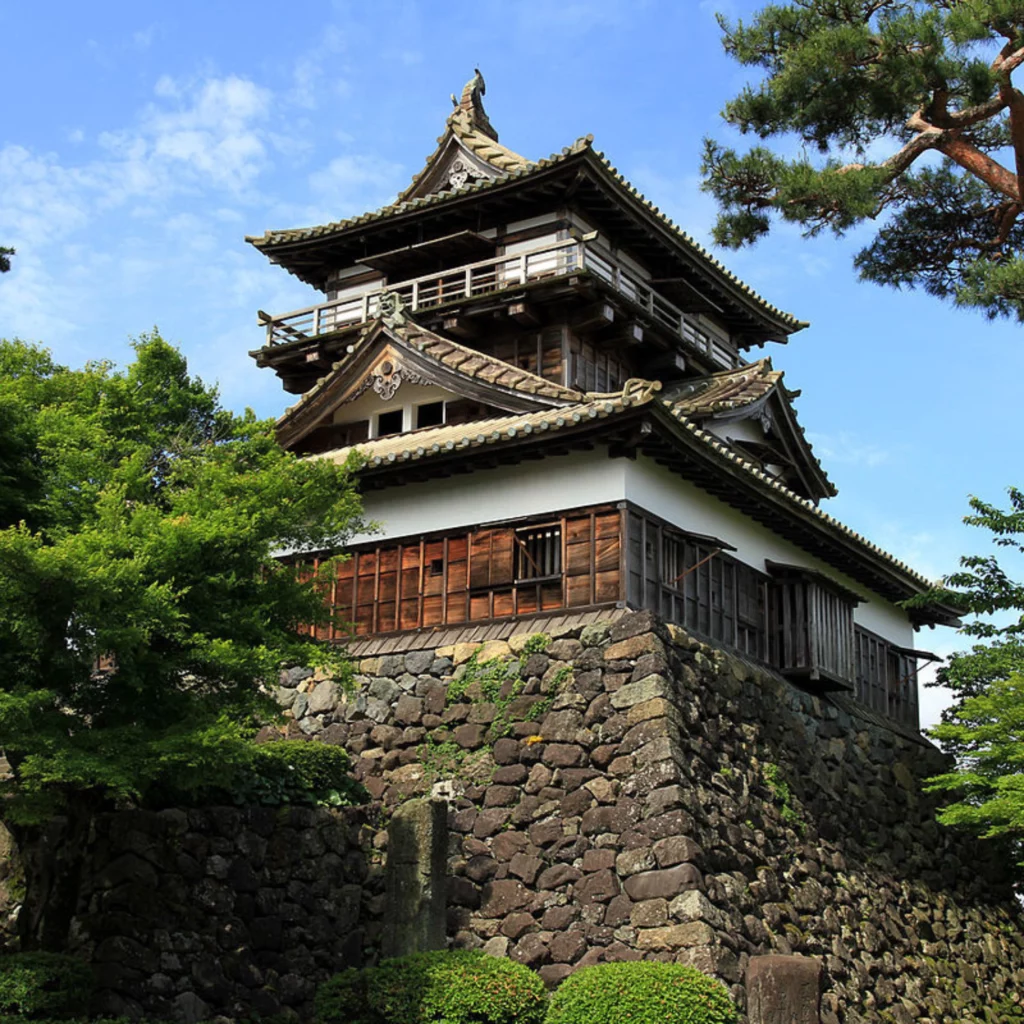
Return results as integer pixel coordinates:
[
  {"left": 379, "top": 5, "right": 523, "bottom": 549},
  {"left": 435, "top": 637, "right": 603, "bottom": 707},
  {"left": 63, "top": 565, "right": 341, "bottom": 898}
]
[
  {"left": 0, "top": 248, "right": 13, "bottom": 273},
  {"left": 703, "top": 1, "right": 1024, "bottom": 319},
  {"left": 0, "top": 333, "right": 365, "bottom": 946},
  {"left": 912, "top": 489, "right": 1024, "bottom": 851}
]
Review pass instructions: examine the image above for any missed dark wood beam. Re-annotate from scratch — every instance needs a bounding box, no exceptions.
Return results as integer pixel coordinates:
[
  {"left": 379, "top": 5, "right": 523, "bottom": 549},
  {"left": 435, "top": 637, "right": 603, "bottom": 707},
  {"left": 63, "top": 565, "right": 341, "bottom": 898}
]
[{"left": 508, "top": 301, "right": 540, "bottom": 327}]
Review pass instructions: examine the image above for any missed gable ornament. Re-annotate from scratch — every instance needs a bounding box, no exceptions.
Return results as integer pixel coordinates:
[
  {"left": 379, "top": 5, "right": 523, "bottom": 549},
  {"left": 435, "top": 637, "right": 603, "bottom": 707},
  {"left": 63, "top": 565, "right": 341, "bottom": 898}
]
[
  {"left": 447, "top": 157, "right": 477, "bottom": 190},
  {"left": 378, "top": 290, "right": 408, "bottom": 328}
]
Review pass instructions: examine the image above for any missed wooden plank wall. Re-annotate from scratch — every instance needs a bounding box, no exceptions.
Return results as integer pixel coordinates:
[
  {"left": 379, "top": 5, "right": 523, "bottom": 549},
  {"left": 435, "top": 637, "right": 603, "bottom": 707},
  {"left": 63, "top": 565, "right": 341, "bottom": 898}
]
[{"left": 317, "top": 506, "right": 623, "bottom": 637}]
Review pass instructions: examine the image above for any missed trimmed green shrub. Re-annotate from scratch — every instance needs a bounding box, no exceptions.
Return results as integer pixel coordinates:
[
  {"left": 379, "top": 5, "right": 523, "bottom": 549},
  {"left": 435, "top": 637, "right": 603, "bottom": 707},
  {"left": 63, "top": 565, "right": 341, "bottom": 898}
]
[
  {"left": 544, "top": 961, "right": 738, "bottom": 1024},
  {"left": 313, "top": 967, "right": 375, "bottom": 1024},
  {"left": 315, "top": 950, "right": 547, "bottom": 1024},
  {"left": 0, "top": 952, "right": 95, "bottom": 1019}
]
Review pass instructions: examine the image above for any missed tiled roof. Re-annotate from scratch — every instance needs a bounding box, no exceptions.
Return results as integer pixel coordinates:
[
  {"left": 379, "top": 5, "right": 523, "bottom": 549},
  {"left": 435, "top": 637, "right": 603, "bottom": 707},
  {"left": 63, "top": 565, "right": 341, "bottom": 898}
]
[
  {"left": 246, "top": 138, "right": 590, "bottom": 248},
  {"left": 666, "top": 359, "right": 835, "bottom": 497},
  {"left": 276, "top": 318, "right": 580, "bottom": 431},
  {"left": 344, "top": 607, "right": 627, "bottom": 658},
  {"left": 394, "top": 86, "right": 534, "bottom": 204},
  {"left": 667, "top": 359, "right": 782, "bottom": 416},
  {"left": 316, "top": 378, "right": 934, "bottom": 594},
  {"left": 246, "top": 139, "right": 803, "bottom": 331}
]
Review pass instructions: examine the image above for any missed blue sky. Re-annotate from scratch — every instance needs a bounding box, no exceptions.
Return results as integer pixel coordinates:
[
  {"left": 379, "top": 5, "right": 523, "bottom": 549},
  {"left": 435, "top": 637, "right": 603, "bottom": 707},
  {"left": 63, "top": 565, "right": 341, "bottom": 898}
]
[{"left": 3, "top": 0, "right": 1022, "bottom": 725}]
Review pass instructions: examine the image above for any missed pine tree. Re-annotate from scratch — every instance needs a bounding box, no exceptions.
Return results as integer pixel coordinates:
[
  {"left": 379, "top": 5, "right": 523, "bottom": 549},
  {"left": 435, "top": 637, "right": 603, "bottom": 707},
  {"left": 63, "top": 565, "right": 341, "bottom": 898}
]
[{"left": 703, "top": 1, "right": 1024, "bottom": 319}]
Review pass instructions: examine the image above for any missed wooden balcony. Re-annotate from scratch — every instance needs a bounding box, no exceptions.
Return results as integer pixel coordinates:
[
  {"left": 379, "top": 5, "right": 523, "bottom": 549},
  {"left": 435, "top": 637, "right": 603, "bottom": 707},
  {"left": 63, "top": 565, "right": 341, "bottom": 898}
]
[{"left": 258, "top": 237, "right": 736, "bottom": 367}]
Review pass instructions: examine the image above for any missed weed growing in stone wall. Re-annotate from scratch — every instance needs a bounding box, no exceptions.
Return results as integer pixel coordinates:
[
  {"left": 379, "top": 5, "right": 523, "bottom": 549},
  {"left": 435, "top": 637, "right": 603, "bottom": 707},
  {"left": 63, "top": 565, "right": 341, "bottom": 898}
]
[
  {"left": 762, "top": 762, "right": 804, "bottom": 832},
  {"left": 420, "top": 738, "right": 467, "bottom": 780},
  {"left": 419, "top": 635, "right": 569, "bottom": 782}
]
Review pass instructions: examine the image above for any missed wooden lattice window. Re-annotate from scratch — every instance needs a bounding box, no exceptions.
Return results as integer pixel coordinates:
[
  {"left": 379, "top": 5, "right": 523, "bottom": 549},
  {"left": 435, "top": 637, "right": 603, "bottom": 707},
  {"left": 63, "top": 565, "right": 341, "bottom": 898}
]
[
  {"left": 515, "top": 524, "right": 561, "bottom": 581},
  {"left": 767, "top": 562, "right": 858, "bottom": 688},
  {"left": 568, "top": 337, "right": 630, "bottom": 392},
  {"left": 855, "top": 627, "right": 920, "bottom": 729},
  {"left": 628, "top": 512, "right": 766, "bottom": 659}
]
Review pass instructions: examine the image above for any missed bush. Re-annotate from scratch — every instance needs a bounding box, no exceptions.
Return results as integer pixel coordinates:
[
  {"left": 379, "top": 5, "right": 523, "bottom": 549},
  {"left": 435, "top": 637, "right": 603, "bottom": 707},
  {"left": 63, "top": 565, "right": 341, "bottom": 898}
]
[
  {"left": 240, "top": 741, "right": 367, "bottom": 807},
  {"left": 315, "top": 950, "right": 547, "bottom": 1024},
  {"left": 0, "top": 952, "right": 95, "bottom": 1019},
  {"left": 544, "top": 962, "right": 738, "bottom": 1024},
  {"left": 313, "top": 967, "right": 375, "bottom": 1024}
]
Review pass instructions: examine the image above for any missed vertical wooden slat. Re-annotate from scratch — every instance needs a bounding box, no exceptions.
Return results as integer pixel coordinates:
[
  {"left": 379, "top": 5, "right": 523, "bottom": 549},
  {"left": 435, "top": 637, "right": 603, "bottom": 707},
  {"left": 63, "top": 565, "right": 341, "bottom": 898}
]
[
  {"left": 442, "top": 536, "right": 449, "bottom": 626},
  {"left": 418, "top": 539, "right": 425, "bottom": 630},
  {"left": 618, "top": 504, "right": 628, "bottom": 605},
  {"left": 394, "top": 543, "right": 403, "bottom": 633}
]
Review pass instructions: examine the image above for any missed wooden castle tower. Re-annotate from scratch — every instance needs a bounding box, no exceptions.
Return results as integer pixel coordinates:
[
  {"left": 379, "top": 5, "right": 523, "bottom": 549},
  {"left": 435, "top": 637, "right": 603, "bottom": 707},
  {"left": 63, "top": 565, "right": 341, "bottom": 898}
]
[{"left": 247, "top": 72, "right": 956, "bottom": 731}]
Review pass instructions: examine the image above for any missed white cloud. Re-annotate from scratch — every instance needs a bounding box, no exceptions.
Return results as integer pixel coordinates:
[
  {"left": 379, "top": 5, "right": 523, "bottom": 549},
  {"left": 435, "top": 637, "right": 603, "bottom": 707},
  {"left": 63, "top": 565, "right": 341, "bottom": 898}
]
[
  {"left": 287, "top": 25, "right": 348, "bottom": 110},
  {"left": 299, "top": 154, "right": 407, "bottom": 224},
  {"left": 806, "top": 430, "right": 891, "bottom": 468},
  {"left": 133, "top": 25, "right": 158, "bottom": 50}
]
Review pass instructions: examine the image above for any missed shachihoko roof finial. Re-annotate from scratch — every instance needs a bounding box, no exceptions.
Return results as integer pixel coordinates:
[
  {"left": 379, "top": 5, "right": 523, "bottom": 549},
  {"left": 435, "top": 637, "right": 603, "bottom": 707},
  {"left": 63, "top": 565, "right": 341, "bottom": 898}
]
[{"left": 448, "top": 68, "right": 498, "bottom": 142}]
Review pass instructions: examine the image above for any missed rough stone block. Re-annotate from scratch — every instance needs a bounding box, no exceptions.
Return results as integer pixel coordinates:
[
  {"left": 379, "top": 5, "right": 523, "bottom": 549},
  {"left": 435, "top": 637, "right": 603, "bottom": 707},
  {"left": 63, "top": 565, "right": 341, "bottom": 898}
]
[
  {"left": 630, "top": 899, "right": 669, "bottom": 928},
  {"left": 624, "top": 864, "right": 702, "bottom": 901},
  {"left": 382, "top": 798, "right": 448, "bottom": 958},
  {"left": 394, "top": 695, "right": 424, "bottom": 725},
  {"left": 604, "top": 633, "right": 666, "bottom": 662},
  {"left": 480, "top": 878, "right": 531, "bottom": 918},
  {"left": 404, "top": 650, "right": 434, "bottom": 675},
  {"left": 635, "top": 921, "right": 715, "bottom": 950},
  {"left": 609, "top": 676, "right": 671, "bottom": 709},
  {"left": 746, "top": 955, "right": 822, "bottom": 1024}
]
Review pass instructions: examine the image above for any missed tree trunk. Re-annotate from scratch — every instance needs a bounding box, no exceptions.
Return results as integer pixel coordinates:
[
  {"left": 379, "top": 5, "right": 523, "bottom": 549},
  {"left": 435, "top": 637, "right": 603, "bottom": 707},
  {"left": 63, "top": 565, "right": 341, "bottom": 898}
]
[{"left": 10, "top": 805, "right": 94, "bottom": 951}]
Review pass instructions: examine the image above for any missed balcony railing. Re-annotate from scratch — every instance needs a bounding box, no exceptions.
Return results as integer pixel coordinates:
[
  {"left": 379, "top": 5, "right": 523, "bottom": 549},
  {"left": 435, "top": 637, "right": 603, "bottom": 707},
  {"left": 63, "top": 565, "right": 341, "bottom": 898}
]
[{"left": 260, "top": 237, "right": 734, "bottom": 366}]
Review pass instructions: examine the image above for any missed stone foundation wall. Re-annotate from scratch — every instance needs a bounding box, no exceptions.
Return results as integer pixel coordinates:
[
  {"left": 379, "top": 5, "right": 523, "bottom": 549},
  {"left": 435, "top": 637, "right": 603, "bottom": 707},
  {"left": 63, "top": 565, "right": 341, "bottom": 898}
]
[
  {"left": 67, "top": 806, "right": 375, "bottom": 1021},
  {"left": 54, "top": 610, "right": 1024, "bottom": 1023},
  {"left": 276, "top": 611, "right": 1024, "bottom": 1024}
]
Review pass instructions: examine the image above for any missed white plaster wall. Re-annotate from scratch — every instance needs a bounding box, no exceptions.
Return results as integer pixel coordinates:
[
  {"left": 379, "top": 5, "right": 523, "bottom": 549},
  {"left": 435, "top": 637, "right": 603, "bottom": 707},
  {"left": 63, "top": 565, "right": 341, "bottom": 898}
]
[
  {"left": 623, "top": 456, "right": 915, "bottom": 645},
  {"left": 328, "top": 271, "right": 384, "bottom": 302},
  {"left": 347, "top": 447, "right": 916, "bottom": 647},
  {"left": 507, "top": 214, "right": 561, "bottom": 233},
  {"left": 333, "top": 383, "right": 457, "bottom": 429},
  {"left": 706, "top": 417, "right": 764, "bottom": 444},
  {"left": 351, "top": 449, "right": 625, "bottom": 545}
]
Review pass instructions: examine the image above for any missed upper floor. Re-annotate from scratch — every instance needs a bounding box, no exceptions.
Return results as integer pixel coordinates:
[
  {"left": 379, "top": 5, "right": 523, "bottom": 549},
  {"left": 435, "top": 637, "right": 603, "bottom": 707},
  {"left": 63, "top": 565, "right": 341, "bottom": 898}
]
[{"left": 248, "top": 72, "right": 806, "bottom": 398}]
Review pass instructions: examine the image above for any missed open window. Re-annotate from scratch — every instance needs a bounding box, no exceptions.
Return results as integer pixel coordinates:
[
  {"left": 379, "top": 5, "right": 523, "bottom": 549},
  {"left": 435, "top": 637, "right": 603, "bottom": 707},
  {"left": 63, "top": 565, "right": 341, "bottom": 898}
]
[
  {"left": 374, "top": 409, "right": 404, "bottom": 438},
  {"left": 415, "top": 401, "right": 445, "bottom": 429},
  {"left": 766, "top": 562, "right": 861, "bottom": 689},
  {"left": 515, "top": 524, "right": 561, "bottom": 581}
]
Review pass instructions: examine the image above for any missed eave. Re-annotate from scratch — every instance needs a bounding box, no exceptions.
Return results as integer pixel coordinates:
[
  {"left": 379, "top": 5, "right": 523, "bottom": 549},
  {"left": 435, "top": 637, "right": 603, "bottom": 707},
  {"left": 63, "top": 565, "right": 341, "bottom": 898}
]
[
  {"left": 247, "top": 143, "right": 806, "bottom": 346},
  {"left": 314, "top": 394, "right": 956, "bottom": 625}
]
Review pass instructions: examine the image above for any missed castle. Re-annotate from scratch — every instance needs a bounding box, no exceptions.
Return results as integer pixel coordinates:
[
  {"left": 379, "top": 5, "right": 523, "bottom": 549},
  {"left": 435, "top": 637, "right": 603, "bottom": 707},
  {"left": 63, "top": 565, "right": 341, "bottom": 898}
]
[{"left": 246, "top": 71, "right": 956, "bottom": 733}]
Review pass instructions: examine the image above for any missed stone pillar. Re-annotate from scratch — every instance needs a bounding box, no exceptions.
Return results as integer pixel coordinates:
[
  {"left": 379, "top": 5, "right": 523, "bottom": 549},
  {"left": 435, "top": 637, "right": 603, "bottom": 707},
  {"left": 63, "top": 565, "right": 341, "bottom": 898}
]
[
  {"left": 382, "top": 798, "right": 448, "bottom": 958},
  {"left": 746, "top": 955, "right": 822, "bottom": 1024}
]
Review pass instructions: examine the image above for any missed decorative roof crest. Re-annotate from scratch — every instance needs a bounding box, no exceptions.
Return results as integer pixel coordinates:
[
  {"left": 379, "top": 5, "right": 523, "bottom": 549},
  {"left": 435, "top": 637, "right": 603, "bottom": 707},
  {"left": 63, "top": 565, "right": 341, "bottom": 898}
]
[
  {"left": 448, "top": 68, "right": 498, "bottom": 142},
  {"left": 378, "top": 290, "right": 408, "bottom": 328}
]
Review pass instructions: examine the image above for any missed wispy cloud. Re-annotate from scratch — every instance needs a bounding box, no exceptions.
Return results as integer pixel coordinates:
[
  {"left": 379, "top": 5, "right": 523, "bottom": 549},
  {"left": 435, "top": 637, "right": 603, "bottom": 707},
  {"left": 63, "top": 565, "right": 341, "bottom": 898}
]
[{"left": 806, "top": 430, "right": 891, "bottom": 468}]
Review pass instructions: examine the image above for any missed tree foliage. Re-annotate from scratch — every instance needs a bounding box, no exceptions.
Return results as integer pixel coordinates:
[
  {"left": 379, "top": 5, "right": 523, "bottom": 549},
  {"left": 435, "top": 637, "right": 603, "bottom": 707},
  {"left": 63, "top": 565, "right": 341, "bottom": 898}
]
[
  {"left": 703, "top": 1, "right": 1024, "bottom": 319},
  {"left": 911, "top": 489, "right": 1024, "bottom": 847},
  {"left": 0, "top": 248, "right": 12, "bottom": 274},
  {"left": 0, "top": 334, "right": 365, "bottom": 823}
]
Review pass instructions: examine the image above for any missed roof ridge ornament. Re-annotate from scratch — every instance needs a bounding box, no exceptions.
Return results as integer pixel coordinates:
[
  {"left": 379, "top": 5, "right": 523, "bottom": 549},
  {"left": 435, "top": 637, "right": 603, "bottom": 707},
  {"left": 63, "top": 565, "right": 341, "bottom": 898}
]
[
  {"left": 378, "top": 289, "right": 408, "bottom": 328},
  {"left": 447, "top": 68, "right": 498, "bottom": 142}
]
